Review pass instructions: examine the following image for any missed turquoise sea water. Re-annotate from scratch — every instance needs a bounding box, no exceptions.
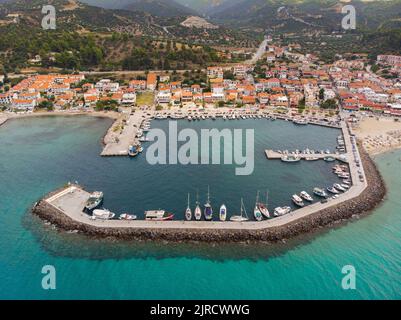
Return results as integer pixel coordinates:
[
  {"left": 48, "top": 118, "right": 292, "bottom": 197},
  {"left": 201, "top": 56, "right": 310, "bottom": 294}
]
[{"left": 0, "top": 116, "right": 400, "bottom": 299}]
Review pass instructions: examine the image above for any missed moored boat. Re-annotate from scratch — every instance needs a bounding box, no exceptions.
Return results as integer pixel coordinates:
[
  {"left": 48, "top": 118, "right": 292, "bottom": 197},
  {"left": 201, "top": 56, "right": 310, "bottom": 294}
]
[
  {"left": 92, "top": 209, "right": 115, "bottom": 220},
  {"left": 145, "top": 210, "right": 174, "bottom": 221},
  {"left": 300, "top": 191, "right": 313, "bottom": 202},
  {"left": 128, "top": 145, "right": 139, "bottom": 157},
  {"left": 185, "top": 193, "right": 192, "bottom": 221},
  {"left": 258, "top": 190, "right": 270, "bottom": 219},
  {"left": 85, "top": 191, "right": 104, "bottom": 211},
  {"left": 194, "top": 191, "right": 202, "bottom": 221},
  {"left": 253, "top": 191, "right": 263, "bottom": 221},
  {"left": 327, "top": 186, "right": 340, "bottom": 194},
  {"left": 313, "top": 187, "right": 328, "bottom": 198},
  {"left": 292, "top": 194, "right": 305, "bottom": 207},
  {"left": 219, "top": 204, "right": 227, "bottom": 221},
  {"left": 274, "top": 206, "right": 291, "bottom": 217},
  {"left": 333, "top": 183, "right": 346, "bottom": 192},
  {"left": 119, "top": 213, "right": 137, "bottom": 220},
  {"left": 281, "top": 155, "right": 301, "bottom": 163},
  {"left": 204, "top": 186, "right": 213, "bottom": 221},
  {"left": 230, "top": 198, "right": 249, "bottom": 222}
]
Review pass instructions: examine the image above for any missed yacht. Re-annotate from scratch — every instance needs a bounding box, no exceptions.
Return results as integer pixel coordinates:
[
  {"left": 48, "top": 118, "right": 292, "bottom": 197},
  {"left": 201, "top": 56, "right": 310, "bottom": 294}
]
[
  {"left": 204, "top": 186, "right": 213, "bottom": 221},
  {"left": 230, "top": 198, "right": 249, "bottom": 222},
  {"left": 300, "top": 191, "right": 313, "bottom": 202},
  {"left": 313, "top": 187, "right": 328, "bottom": 198},
  {"left": 145, "top": 210, "right": 174, "bottom": 221},
  {"left": 253, "top": 191, "right": 263, "bottom": 221},
  {"left": 219, "top": 204, "right": 227, "bottom": 222},
  {"left": 274, "top": 206, "right": 291, "bottom": 217},
  {"left": 327, "top": 186, "right": 340, "bottom": 194},
  {"left": 93, "top": 209, "right": 115, "bottom": 220},
  {"left": 292, "top": 194, "right": 305, "bottom": 207},
  {"left": 185, "top": 193, "right": 192, "bottom": 221},
  {"left": 194, "top": 191, "right": 202, "bottom": 221},
  {"left": 85, "top": 191, "right": 104, "bottom": 211},
  {"left": 119, "top": 213, "right": 137, "bottom": 220},
  {"left": 334, "top": 183, "right": 346, "bottom": 192}
]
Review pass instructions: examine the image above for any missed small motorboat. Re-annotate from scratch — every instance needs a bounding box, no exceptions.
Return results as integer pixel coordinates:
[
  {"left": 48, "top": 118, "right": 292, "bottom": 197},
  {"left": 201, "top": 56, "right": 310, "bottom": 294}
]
[
  {"left": 333, "top": 183, "right": 346, "bottom": 192},
  {"left": 327, "top": 186, "right": 340, "bottom": 194},
  {"left": 292, "top": 194, "right": 305, "bottom": 207},
  {"left": 300, "top": 191, "right": 313, "bottom": 202},
  {"left": 119, "top": 213, "right": 137, "bottom": 220},
  {"left": 274, "top": 206, "right": 291, "bottom": 217}
]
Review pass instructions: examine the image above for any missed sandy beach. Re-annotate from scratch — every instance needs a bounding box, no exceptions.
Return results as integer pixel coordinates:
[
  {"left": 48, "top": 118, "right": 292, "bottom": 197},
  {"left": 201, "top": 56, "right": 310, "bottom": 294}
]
[{"left": 354, "top": 117, "right": 401, "bottom": 155}]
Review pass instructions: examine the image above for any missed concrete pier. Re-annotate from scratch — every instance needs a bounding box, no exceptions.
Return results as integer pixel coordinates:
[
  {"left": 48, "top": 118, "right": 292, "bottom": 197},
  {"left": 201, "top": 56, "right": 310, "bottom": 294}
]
[
  {"left": 265, "top": 150, "right": 346, "bottom": 161},
  {"left": 101, "top": 112, "right": 147, "bottom": 157}
]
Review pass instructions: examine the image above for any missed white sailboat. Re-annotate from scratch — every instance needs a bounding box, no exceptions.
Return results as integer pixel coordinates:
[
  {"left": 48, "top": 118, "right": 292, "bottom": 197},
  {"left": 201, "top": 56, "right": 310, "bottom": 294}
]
[
  {"left": 259, "top": 190, "right": 270, "bottom": 219},
  {"left": 219, "top": 204, "right": 227, "bottom": 221},
  {"left": 185, "top": 193, "right": 192, "bottom": 221},
  {"left": 254, "top": 191, "right": 263, "bottom": 221},
  {"left": 194, "top": 191, "right": 202, "bottom": 221},
  {"left": 230, "top": 198, "right": 249, "bottom": 222},
  {"left": 204, "top": 186, "right": 213, "bottom": 221}
]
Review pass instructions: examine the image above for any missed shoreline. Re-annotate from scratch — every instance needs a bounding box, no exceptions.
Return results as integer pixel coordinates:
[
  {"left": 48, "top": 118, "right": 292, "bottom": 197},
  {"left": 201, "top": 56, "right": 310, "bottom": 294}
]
[{"left": 31, "top": 146, "right": 386, "bottom": 243}]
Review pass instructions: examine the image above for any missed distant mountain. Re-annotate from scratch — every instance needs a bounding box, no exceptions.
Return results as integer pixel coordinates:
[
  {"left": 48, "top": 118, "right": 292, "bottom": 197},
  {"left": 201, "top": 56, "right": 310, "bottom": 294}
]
[
  {"left": 207, "top": 0, "right": 401, "bottom": 32},
  {"left": 80, "top": 0, "right": 196, "bottom": 17},
  {"left": 123, "top": 0, "right": 196, "bottom": 17}
]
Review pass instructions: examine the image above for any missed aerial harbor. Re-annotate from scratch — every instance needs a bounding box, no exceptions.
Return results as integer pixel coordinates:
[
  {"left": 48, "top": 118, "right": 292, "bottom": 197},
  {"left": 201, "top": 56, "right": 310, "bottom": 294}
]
[{"left": 0, "top": 0, "right": 400, "bottom": 302}]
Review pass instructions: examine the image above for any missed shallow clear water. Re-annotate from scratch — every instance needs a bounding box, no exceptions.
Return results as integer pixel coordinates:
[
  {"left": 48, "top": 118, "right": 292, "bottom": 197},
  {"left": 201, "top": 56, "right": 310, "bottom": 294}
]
[{"left": 0, "top": 115, "right": 400, "bottom": 299}]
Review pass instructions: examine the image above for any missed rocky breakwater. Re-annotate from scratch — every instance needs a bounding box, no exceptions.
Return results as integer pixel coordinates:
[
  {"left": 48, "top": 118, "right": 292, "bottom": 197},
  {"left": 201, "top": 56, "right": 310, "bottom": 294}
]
[{"left": 32, "top": 147, "right": 386, "bottom": 243}]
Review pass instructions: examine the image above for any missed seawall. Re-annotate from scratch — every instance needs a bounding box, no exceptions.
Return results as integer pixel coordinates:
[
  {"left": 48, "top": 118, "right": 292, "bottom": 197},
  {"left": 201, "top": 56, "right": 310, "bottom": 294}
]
[{"left": 32, "top": 147, "right": 386, "bottom": 243}]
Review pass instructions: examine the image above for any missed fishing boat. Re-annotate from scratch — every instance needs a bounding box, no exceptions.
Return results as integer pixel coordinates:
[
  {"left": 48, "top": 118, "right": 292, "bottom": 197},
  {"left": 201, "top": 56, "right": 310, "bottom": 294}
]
[
  {"left": 93, "top": 209, "right": 115, "bottom": 220},
  {"left": 230, "top": 198, "right": 249, "bottom": 222},
  {"left": 85, "top": 191, "right": 104, "bottom": 211},
  {"left": 333, "top": 183, "right": 346, "bottom": 192},
  {"left": 341, "top": 184, "right": 350, "bottom": 190},
  {"left": 293, "top": 118, "right": 309, "bottom": 125},
  {"left": 324, "top": 156, "right": 336, "bottom": 162},
  {"left": 258, "top": 190, "right": 270, "bottom": 219},
  {"left": 119, "top": 213, "right": 137, "bottom": 220},
  {"left": 281, "top": 155, "right": 301, "bottom": 163},
  {"left": 327, "top": 186, "right": 340, "bottom": 194},
  {"left": 254, "top": 191, "right": 263, "bottom": 221},
  {"left": 204, "top": 186, "right": 213, "bottom": 221},
  {"left": 274, "top": 206, "right": 291, "bottom": 217},
  {"left": 292, "top": 194, "right": 305, "bottom": 207},
  {"left": 300, "top": 191, "right": 313, "bottom": 202},
  {"left": 313, "top": 187, "right": 328, "bottom": 198},
  {"left": 219, "top": 204, "right": 227, "bottom": 222},
  {"left": 185, "top": 193, "right": 192, "bottom": 221},
  {"left": 145, "top": 210, "right": 174, "bottom": 221},
  {"left": 194, "top": 191, "right": 202, "bottom": 221},
  {"left": 128, "top": 145, "right": 139, "bottom": 157}
]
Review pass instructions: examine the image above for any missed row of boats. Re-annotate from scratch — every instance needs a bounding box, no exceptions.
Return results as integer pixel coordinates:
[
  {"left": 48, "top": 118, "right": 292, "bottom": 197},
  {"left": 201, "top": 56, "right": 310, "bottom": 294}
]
[{"left": 128, "top": 119, "right": 152, "bottom": 157}]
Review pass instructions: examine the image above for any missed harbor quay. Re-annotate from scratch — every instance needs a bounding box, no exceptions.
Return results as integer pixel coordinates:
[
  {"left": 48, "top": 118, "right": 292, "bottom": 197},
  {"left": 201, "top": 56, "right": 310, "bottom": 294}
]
[{"left": 32, "top": 120, "right": 386, "bottom": 242}]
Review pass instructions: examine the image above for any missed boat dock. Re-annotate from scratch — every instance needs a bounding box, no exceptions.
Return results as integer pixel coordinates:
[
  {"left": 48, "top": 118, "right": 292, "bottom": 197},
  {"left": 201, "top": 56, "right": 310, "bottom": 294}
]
[
  {"left": 101, "top": 112, "right": 147, "bottom": 157},
  {"left": 264, "top": 150, "right": 346, "bottom": 161}
]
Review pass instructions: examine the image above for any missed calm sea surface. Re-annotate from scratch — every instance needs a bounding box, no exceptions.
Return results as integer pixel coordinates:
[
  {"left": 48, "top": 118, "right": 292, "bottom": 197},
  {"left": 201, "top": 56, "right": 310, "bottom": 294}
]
[{"left": 0, "top": 115, "right": 400, "bottom": 299}]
